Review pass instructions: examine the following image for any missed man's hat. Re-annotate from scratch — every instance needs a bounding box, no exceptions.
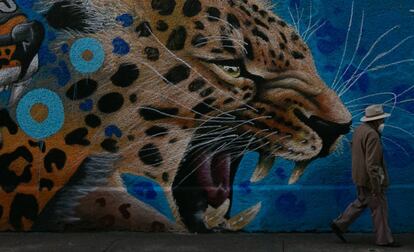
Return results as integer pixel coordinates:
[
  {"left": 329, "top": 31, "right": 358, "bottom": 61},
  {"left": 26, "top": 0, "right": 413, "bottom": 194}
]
[{"left": 360, "top": 104, "right": 390, "bottom": 122}]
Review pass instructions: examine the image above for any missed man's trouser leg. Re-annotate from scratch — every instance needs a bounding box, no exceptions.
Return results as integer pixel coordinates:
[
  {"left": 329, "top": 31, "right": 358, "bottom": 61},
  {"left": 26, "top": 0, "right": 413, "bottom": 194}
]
[
  {"left": 369, "top": 189, "right": 394, "bottom": 245},
  {"left": 333, "top": 186, "right": 368, "bottom": 232}
]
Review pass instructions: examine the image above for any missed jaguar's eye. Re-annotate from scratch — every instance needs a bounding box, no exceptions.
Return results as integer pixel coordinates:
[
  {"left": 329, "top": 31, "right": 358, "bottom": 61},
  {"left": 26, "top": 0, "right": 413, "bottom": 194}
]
[{"left": 218, "top": 65, "right": 241, "bottom": 78}]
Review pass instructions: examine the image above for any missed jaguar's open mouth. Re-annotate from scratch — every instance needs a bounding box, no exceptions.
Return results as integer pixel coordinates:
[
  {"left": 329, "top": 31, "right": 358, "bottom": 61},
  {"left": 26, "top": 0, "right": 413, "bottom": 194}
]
[
  {"left": 172, "top": 119, "right": 264, "bottom": 232},
  {"left": 172, "top": 107, "right": 351, "bottom": 232}
]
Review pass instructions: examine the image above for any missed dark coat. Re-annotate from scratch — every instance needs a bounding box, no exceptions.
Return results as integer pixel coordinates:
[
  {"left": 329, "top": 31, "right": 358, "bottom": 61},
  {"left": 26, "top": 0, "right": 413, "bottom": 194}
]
[{"left": 351, "top": 123, "right": 389, "bottom": 192}]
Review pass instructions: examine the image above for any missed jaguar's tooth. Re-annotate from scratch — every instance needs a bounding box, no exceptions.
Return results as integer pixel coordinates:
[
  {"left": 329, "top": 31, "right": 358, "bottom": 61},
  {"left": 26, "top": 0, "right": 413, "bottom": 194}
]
[
  {"left": 288, "top": 160, "right": 311, "bottom": 185},
  {"left": 250, "top": 154, "right": 275, "bottom": 183},
  {"left": 226, "top": 202, "right": 262, "bottom": 231},
  {"left": 203, "top": 199, "right": 230, "bottom": 229},
  {"left": 9, "top": 83, "right": 27, "bottom": 106}
]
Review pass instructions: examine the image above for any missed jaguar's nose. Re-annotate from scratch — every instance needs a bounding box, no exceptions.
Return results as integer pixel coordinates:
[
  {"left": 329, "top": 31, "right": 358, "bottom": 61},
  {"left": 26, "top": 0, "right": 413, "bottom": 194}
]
[{"left": 294, "top": 109, "right": 351, "bottom": 157}]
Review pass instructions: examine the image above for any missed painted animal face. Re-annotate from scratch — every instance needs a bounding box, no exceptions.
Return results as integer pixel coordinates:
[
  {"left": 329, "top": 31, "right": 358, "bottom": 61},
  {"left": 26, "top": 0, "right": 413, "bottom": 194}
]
[{"left": 0, "top": 0, "right": 44, "bottom": 105}]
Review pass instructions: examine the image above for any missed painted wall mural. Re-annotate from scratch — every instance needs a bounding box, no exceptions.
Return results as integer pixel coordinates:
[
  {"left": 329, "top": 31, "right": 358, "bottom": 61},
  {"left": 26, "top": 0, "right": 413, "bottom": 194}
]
[{"left": 0, "top": 0, "right": 413, "bottom": 232}]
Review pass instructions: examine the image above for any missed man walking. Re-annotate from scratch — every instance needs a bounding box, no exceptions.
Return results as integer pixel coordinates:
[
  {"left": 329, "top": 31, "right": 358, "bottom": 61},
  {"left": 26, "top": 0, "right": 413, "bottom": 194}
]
[{"left": 331, "top": 104, "right": 400, "bottom": 247}]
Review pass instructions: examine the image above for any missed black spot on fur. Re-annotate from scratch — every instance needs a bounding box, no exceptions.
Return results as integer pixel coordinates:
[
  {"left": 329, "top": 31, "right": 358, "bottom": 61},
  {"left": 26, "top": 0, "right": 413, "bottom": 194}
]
[
  {"left": 211, "top": 48, "right": 223, "bottom": 53},
  {"left": 279, "top": 43, "right": 286, "bottom": 50},
  {"left": 9, "top": 194, "right": 38, "bottom": 230},
  {"left": 252, "top": 27, "right": 269, "bottom": 42},
  {"left": 45, "top": 1, "right": 90, "bottom": 32},
  {"left": 129, "top": 94, "right": 138, "bottom": 103},
  {"left": 98, "top": 93, "right": 124, "bottom": 113},
  {"left": 239, "top": 5, "right": 251, "bottom": 16},
  {"left": 162, "top": 172, "right": 169, "bottom": 182},
  {"left": 85, "top": 114, "right": 101, "bottom": 128},
  {"left": 101, "top": 139, "right": 119, "bottom": 153},
  {"left": 194, "top": 21, "right": 204, "bottom": 30},
  {"left": 28, "top": 140, "right": 46, "bottom": 153},
  {"left": 65, "top": 128, "right": 90, "bottom": 146},
  {"left": 136, "top": 21, "right": 152, "bottom": 37},
  {"left": 183, "top": 0, "right": 202, "bottom": 17},
  {"left": 111, "top": 63, "right": 140, "bottom": 88},
  {"left": 291, "top": 32, "right": 300, "bottom": 41},
  {"left": 253, "top": 120, "right": 270, "bottom": 130},
  {"left": 285, "top": 60, "right": 290, "bottom": 67},
  {"left": 0, "top": 146, "right": 32, "bottom": 193},
  {"left": 0, "top": 109, "right": 18, "bottom": 136},
  {"left": 279, "top": 32, "right": 288, "bottom": 43},
  {"left": 139, "top": 106, "right": 179, "bottom": 120},
  {"left": 277, "top": 20, "right": 287, "bottom": 27},
  {"left": 222, "top": 35, "right": 236, "bottom": 53},
  {"left": 244, "top": 37, "right": 254, "bottom": 60},
  {"left": 268, "top": 17, "right": 276, "bottom": 23},
  {"left": 254, "top": 18, "right": 269, "bottom": 29},
  {"left": 144, "top": 47, "right": 160, "bottom": 61},
  {"left": 192, "top": 98, "right": 216, "bottom": 119},
  {"left": 200, "top": 87, "right": 214, "bottom": 97},
  {"left": 66, "top": 79, "right": 98, "bottom": 100},
  {"left": 119, "top": 204, "right": 131, "bottom": 219},
  {"left": 44, "top": 148, "right": 67, "bottom": 173},
  {"left": 166, "top": 26, "right": 187, "bottom": 50},
  {"left": 188, "top": 78, "right": 206, "bottom": 92},
  {"left": 291, "top": 51, "right": 305, "bottom": 59},
  {"left": 224, "top": 98, "right": 234, "bottom": 104},
  {"left": 156, "top": 20, "right": 169, "bottom": 31},
  {"left": 227, "top": 13, "right": 240, "bottom": 28},
  {"left": 227, "top": 0, "right": 235, "bottom": 6},
  {"left": 206, "top": 7, "right": 220, "bottom": 21},
  {"left": 39, "top": 178, "right": 54, "bottom": 191},
  {"left": 259, "top": 10, "right": 268, "bottom": 18},
  {"left": 191, "top": 34, "right": 207, "bottom": 47},
  {"left": 164, "top": 64, "right": 191, "bottom": 85},
  {"left": 138, "top": 144, "right": 163, "bottom": 167},
  {"left": 151, "top": 0, "right": 176, "bottom": 15},
  {"left": 243, "top": 93, "right": 252, "bottom": 99},
  {"left": 145, "top": 126, "right": 169, "bottom": 137}
]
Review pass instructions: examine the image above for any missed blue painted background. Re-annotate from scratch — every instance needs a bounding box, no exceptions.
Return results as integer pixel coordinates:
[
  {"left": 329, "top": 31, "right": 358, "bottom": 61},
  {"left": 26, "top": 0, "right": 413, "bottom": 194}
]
[
  {"left": 3, "top": 0, "right": 414, "bottom": 232},
  {"left": 229, "top": 0, "right": 414, "bottom": 232}
]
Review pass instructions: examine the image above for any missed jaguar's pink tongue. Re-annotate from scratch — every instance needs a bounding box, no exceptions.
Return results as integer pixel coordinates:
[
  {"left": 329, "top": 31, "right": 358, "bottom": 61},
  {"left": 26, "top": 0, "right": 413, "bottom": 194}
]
[{"left": 196, "top": 151, "right": 231, "bottom": 208}]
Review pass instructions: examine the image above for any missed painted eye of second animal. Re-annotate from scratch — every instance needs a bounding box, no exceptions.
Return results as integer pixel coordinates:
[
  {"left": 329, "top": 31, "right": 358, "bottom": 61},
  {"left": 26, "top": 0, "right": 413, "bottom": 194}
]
[{"left": 219, "top": 65, "right": 241, "bottom": 78}]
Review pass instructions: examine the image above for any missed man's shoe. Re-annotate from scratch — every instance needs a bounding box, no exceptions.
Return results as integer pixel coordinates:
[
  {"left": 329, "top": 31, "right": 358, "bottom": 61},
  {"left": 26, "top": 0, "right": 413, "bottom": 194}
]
[
  {"left": 330, "top": 222, "right": 347, "bottom": 243},
  {"left": 378, "top": 242, "right": 402, "bottom": 248}
]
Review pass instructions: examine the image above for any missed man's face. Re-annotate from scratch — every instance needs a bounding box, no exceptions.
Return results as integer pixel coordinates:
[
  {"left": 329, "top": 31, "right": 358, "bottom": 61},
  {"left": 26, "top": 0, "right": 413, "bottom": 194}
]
[{"left": 374, "top": 118, "right": 386, "bottom": 134}]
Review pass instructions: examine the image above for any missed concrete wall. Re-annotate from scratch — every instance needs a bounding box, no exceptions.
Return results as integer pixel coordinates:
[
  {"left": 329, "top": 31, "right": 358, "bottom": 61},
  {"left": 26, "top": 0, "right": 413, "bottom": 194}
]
[{"left": 0, "top": 0, "right": 413, "bottom": 232}]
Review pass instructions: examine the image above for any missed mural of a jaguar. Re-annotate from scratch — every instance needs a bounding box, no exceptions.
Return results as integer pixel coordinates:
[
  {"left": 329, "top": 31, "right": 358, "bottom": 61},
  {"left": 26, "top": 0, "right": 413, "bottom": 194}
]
[{"left": 0, "top": 0, "right": 354, "bottom": 232}]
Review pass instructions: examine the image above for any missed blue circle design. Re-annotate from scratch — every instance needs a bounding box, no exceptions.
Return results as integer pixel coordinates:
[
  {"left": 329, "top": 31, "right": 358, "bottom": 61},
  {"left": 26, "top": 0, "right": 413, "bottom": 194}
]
[
  {"left": 16, "top": 89, "right": 65, "bottom": 140},
  {"left": 69, "top": 37, "right": 105, "bottom": 73}
]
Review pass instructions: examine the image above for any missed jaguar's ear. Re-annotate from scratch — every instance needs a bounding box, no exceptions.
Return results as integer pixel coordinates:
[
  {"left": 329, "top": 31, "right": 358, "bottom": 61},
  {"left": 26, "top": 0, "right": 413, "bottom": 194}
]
[{"left": 44, "top": 0, "right": 95, "bottom": 33}]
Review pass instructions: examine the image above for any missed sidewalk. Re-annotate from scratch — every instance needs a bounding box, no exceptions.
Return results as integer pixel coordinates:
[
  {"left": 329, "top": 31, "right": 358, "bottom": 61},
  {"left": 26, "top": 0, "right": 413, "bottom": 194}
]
[{"left": 0, "top": 232, "right": 412, "bottom": 252}]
